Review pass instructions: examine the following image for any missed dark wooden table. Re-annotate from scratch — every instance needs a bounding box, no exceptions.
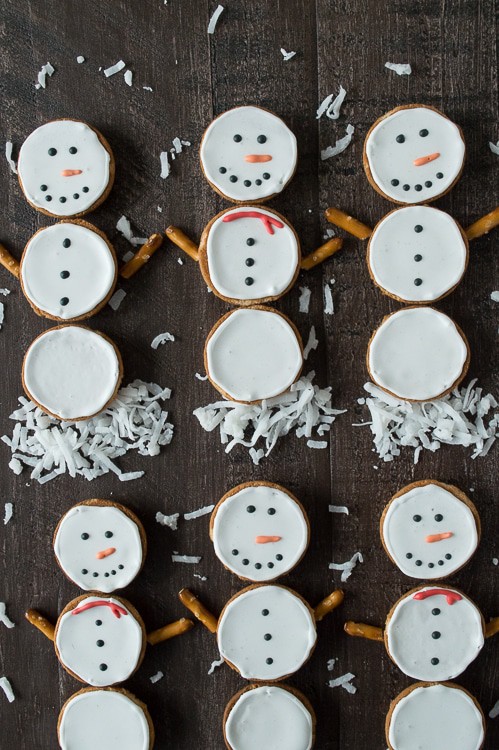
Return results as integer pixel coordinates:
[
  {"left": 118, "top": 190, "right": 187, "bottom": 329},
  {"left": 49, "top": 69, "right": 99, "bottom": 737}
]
[{"left": 0, "top": 1, "right": 497, "bottom": 748}]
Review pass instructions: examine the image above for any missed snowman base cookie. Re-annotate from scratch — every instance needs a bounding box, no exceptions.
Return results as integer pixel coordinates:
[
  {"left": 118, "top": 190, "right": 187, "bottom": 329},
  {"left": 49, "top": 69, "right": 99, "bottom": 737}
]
[{"left": 58, "top": 687, "right": 155, "bottom": 750}]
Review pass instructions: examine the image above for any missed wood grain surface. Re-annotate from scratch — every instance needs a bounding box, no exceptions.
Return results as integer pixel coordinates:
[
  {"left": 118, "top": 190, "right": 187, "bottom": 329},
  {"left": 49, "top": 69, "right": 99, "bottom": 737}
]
[{"left": 0, "top": 0, "right": 497, "bottom": 748}]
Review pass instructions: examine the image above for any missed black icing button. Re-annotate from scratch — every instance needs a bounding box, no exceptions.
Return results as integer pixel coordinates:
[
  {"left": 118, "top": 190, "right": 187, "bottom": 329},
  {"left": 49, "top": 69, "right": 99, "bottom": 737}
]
[
  {"left": 62, "top": 238, "right": 71, "bottom": 248},
  {"left": 414, "top": 225, "right": 423, "bottom": 233},
  {"left": 60, "top": 297, "right": 69, "bottom": 306},
  {"left": 419, "top": 129, "right": 429, "bottom": 137},
  {"left": 414, "top": 278, "right": 423, "bottom": 286},
  {"left": 262, "top": 609, "right": 269, "bottom": 616},
  {"left": 245, "top": 277, "right": 254, "bottom": 286}
]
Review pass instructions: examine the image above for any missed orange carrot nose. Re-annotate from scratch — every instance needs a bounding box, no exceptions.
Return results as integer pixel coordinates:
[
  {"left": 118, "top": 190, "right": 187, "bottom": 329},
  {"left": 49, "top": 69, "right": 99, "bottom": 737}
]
[
  {"left": 96, "top": 547, "right": 116, "bottom": 559},
  {"left": 425, "top": 532, "right": 453, "bottom": 543},
  {"left": 61, "top": 169, "right": 83, "bottom": 176},
  {"left": 244, "top": 154, "right": 273, "bottom": 163},
  {"left": 413, "top": 152, "right": 440, "bottom": 166},
  {"left": 255, "top": 535, "right": 282, "bottom": 544}
]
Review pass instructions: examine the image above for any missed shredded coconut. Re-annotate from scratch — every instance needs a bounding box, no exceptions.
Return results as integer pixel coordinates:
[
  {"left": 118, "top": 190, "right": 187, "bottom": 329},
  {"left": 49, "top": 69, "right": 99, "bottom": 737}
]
[
  {"left": 489, "top": 699, "right": 499, "bottom": 719},
  {"left": 151, "top": 332, "right": 175, "bottom": 349},
  {"left": 298, "top": 286, "right": 311, "bottom": 313},
  {"left": 328, "top": 672, "right": 357, "bottom": 694},
  {"left": 303, "top": 326, "right": 318, "bottom": 360},
  {"left": 307, "top": 439, "right": 328, "bottom": 449},
  {"left": 143, "top": 86, "right": 153, "bottom": 92},
  {"left": 207, "top": 4, "right": 224, "bottom": 34},
  {"left": 2, "top": 380, "right": 174, "bottom": 483},
  {"left": 156, "top": 511, "right": 179, "bottom": 530},
  {"left": 108, "top": 289, "right": 126, "bottom": 311},
  {"left": 177, "top": 257, "right": 184, "bottom": 265},
  {"left": 323, "top": 282, "right": 334, "bottom": 314},
  {"left": 491, "top": 291, "right": 499, "bottom": 302},
  {"left": 249, "top": 447, "right": 264, "bottom": 465},
  {"left": 316, "top": 86, "right": 347, "bottom": 120},
  {"left": 122, "top": 250, "right": 135, "bottom": 263},
  {"left": 116, "top": 215, "right": 148, "bottom": 247},
  {"left": 280, "top": 48, "right": 296, "bottom": 61},
  {"left": 76, "top": 55, "right": 85, "bottom": 64},
  {"left": 160, "top": 138, "right": 191, "bottom": 178},
  {"left": 124, "top": 69, "right": 133, "bottom": 86},
  {"left": 3, "top": 503, "right": 13, "bottom": 524},
  {"left": 0, "top": 302, "right": 4, "bottom": 330},
  {"left": 171, "top": 554, "right": 202, "bottom": 564},
  {"left": 0, "top": 289, "right": 10, "bottom": 296},
  {"left": 208, "top": 657, "right": 224, "bottom": 674},
  {"left": 488, "top": 141, "right": 499, "bottom": 155},
  {"left": 0, "top": 603, "right": 15, "bottom": 629},
  {"left": 0, "top": 677, "right": 14, "bottom": 703},
  {"left": 329, "top": 551, "right": 363, "bottom": 582},
  {"left": 5, "top": 142, "right": 17, "bottom": 174},
  {"left": 327, "top": 657, "right": 337, "bottom": 671},
  {"left": 329, "top": 505, "right": 349, "bottom": 515},
  {"left": 184, "top": 505, "right": 214, "bottom": 520},
  {"left": 321, "top": 124, "right": 354, "bottom": 160},
  {"left": 149, "top": 671, "right": 164, "bottom": 684},
  {"left": 385, "top": 62, "right": 412, "bottom": 76},
  {"left": 104, "top": 60, "right": 126, "bottom": 77},
  {"left": 195, "top": 373, "right": 208, "bottom": 381},
  {"left": 35, "top": 62, "right": 55, "bottom": 89},
  {"left": 492, "top": 558, "right": 498, "bottom": 566}
]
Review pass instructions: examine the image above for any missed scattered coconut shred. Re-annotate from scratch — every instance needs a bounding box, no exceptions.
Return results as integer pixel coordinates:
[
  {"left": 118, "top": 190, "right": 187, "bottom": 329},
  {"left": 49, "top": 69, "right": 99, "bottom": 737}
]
[
  {"left": 0, "top": 603, "right": 15, "bottom": 629},
  {"left": 108, "top": 289, "right": 127, "bottom": 311},
  {"left": 356, "top": 380, "right": 499, "bottom": 463},
  {"left": 321, "top": 124, "right": 355, "bottom": 160},
  {"left": 208, "top": 657, "right": 224, "bottom": 675},
  {"left": 3, "top": 502, "right": 13, "bottom": 525},
  {"left": 385, "top": 61, "right": 412, "bottom": 76},
  {"left": 193, "top": 371, "right": 346, "bottom": 461},
  {"left": 1, "top": 380, "right": 174, "bottom": 483},
  {"left": 489, "top": 141, "right": 499, "bottom": 156},
  {"left": 328, "top": 672, "right": 357, "bottom": 694},
  {"left": 171, "top": 554, "right": 202, "bottom": 564},
  {"left": 316, "top": 86, "right": 347, "bottom": 120},
  {"left": 329, "top": 551, "right": 363, "bottom": 582},
  {"left": 156, "top": 511, "right": 179, "bottom": 530},
  {"left": 116, "top": 215, "right": 148, "bottom": 246},
  {"left": 149, "top": 671, "right": 164, "bottom": 684},
  {"left": 0, "top": 677, "right": 15, "bottom": 703},
  {"left": 35, "top": 62, "right": 55, "bottom": 89},
  {"left": 5, "top": 142, "right": 17, "bottom": 174},
  {"left": 184, "top": 504, "right": 214, "bottom": 520},
  {"left": 160, "top": 138, "right": 191, "bottom": 179},
  {"left": 151, "top": 332, "right": 175, "bottom": 349},
  {"left": 490, "top": 699, "right": 499, "bottom": 719},
  {"left": 103, "top": 60, "right": 126, "bottom": 77},
  {"left": 298, "top": 285, "right": 311, "bottom": 313},
  {"left": 207, "top": 4, "right": 224, "bottom": 34},
  {"left": 280, "top": 48, "right": 296, "bottom": 61}
]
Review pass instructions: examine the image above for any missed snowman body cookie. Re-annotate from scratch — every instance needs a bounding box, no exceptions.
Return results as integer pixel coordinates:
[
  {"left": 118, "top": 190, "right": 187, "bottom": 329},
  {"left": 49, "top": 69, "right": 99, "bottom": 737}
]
[
  {"left": 200, "top": 106, "right": 298, "bottom": 203},
  {"left": 17, "top": 119, "right": 114, "bottom": 218}
]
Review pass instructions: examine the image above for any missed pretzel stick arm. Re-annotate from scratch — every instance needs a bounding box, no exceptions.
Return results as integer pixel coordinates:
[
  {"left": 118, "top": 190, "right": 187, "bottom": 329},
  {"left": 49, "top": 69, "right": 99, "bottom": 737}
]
[
  {"left": 0, "top": 243, "right": 20, "bottom": 279},
  {"left": 119, "top": 233, "right": 164, "bottom": 279},
  {"left": 301, "top": 238, "right": 343, "bottom": 270},
  {"left": 465, "top": 206, "right": 499, "bottom": 241},
  {"left": 178, "top": 588, "right": 218, "bottom": 633},
  {"left": 325, "top": 208, "right": 373, "bottom": 240},
  {"left": 314, "top": 589, "right": 344, "bottom": 621},
  {"left": 344, "top": 620, "right": 384, "bottom": 642},
  {"left": 165, "top": 226, "right": 199, "bottom": 262},
  {"left": 25, "top": 609, "right": 55, "bottom": 641},
  {"left": 147, "top": 617, "right": 194, "bottom": 646},
  {"left": 485, "top": 617, "right": 499, "bottom": 638}
]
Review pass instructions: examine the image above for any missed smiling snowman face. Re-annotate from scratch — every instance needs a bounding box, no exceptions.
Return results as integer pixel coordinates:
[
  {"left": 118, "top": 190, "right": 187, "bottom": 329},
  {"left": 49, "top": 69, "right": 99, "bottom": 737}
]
[
  {"left": 200, "top": 106, "right": 298, "bottom": 202},
  {"left": 55, "top": 596, "right": 144, "bottom": 686},
  {"left": 211, "top": 483, "right": 309, "bottom": 582},
  {"left": 385, "top": 587, "right": 484, "bottom": 681},
  {"left": 217, "top": 585, "right": 317, "bottom": 681},
  {"left": 54, "top": 503, "right": 145, "bottom": 593},
  {"left": 201, "top": 207, "right": 300, "bottom": 303},
  {"left": 21, "top": 222, "right": 117, "bottom": 320},
  {"left": 18, "top": 120, "right": 113, "bottom": 217},
  {"left": 368, "top": 206, "right": 468, "bottom": 303},
  {"left": 364, "top": 106, "right": 465, "bottom": 204}
]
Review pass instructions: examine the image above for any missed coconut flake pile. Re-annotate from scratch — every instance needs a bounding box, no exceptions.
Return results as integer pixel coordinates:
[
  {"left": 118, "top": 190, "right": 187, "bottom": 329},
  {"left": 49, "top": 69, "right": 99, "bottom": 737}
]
[
  {"left": 193, "top": 371, "right": 345, "bottom": 460},
  {"left": 385, "top": 62, "right": 412, "bottom": 76},
  {"left": 317, "top": 86, "right": 347, "bottom": 120},
  {"left": 207, "top": 4, "right": 224, "bottom": 34},
  {"left": 321, "top": 124, "right": 354, "bottom": 160},
  {"left": 356, "top": 380, "right": 499, "bottom": 462},
  {"left": 116, "top": 215, "right": 148, "bottom": 246},
  {"left": 5, "top": 142, "right": 17, "bottom": 174},
  {"left": 1, "top": 380, "right": 174, "bottom": 483},
  {"left": 35, "top": 62, "right": 55, "bottom": 89},
  {"left": 329, "top": 551, "right": 363, "bottom": 582},
  {"left": 280, "top": 48, "right": 296, "bottom": 61},
  {"left": 0, "top": 677, "right": 14, "bottom": 703},
  {"left": 160, "top": 138, "right": 191, "bottom": 179}
]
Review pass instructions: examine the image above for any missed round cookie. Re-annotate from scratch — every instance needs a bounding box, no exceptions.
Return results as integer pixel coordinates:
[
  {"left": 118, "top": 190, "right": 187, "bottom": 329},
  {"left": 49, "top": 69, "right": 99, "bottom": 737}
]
[
  {"left": 204, "top": 306, "right": 303, "bottom": 403},
  {"left": 22, "top": 325, "right": 123, "bottom": 421},
  {"left": 54, "top": 500, "right": 147, "bottom": 593},
  {"left": 20, "top": 220, "right": 118, "bottom": 321},
  {"left": 224, "top": 683, "right": 316, "bottom": 750},
  {"left": 199, "top": 106, "right": 298, "bottom": 203},
  {"left": 217, "top": 584, "right": 317, "bottom": 681},
  {"left": 54, "top": 594, "right": 146, "bottom": 687},
  {"left": 384, "top": 585, "right": 485, "bottom": 681},
  {"left": 58, "top": 687, "right": 155, "bottom": 750},
  {"left": 380, "top": 480, "right": 480, "bottom": 580},
  {"left": 198, "top": 206, "right": 301, "bottom": 305},
  {"left": 386, "top": 682, "right": 485, "bottom": 750},
  {"left": 367, "top": 206, "right": 469, "bottom": 303},
  {"left": 17, "top": 119, "right": 114, "bottom": 218},
  {"left": 367, "top": 306, "right": 469, "bottom": 401},
  {"left": 210, "top": 482, "right": 310, "bottom": 582},
  {"left": 363, "top": 104, "right": 465, "bottom": 204}
]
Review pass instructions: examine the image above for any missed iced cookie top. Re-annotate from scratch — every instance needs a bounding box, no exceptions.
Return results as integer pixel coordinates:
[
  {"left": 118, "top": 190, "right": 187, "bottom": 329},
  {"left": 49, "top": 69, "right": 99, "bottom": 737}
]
[
  {"left": 364, "top": 105, "right": 465, "bottom": 204},
  {"left": 200, "top": 106, "right": 297, "bottom": 202},
  {"left": 18, "top": 120, "right": 113, "bottom": 217}
]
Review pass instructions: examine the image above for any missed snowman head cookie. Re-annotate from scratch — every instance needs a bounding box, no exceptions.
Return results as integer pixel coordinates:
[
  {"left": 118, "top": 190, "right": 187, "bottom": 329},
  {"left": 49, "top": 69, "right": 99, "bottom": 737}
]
[
  {"left": 200, "top": 106, "right": 298, "bottom": 203},
  {"left": 19, "top": 220, "right": 117, "bottom": 321},
  {"left": 380, "top": 480, "right": 480, "bottom": 579},
  {"left": 58, "top": 687, "right": 155, "bottom": 750},
  {"left": 54, "top": 500, "right": 147, "bottom": 593},
  {"left": 210, "top": 482, "right": 310, "bottom": 582},
  {"left": 223, "top": 684, "right": 316, "bottom": 750},
  {"left": 364, "top": 105, "right": 465, "bottom": 204},
  {"left": 17, "top": 119, "right": 114, "bottom": 218}
]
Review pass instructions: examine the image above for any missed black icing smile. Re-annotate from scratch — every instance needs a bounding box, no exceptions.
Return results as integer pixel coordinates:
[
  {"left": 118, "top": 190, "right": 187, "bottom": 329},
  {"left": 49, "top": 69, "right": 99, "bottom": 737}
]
[
  {"left": 81, "top": 563, "right": 125, "bottom": 579},
  {"left": 232, "top": 548, "right": 282, "bottom": 571},
  {"left": 40, "top": 183, "right": 90, "bottom": 204},
  {"left": 218, "top": 166, "right": 271, "bottom": 187},
  {"left": 390, "top": 172, "right": 444, "bottom": 192}
]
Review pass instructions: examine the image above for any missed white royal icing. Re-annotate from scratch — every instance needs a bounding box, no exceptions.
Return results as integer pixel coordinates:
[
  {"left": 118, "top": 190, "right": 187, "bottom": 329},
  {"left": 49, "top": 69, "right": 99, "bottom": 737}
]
[
  {"left": 21, "top": 223, "right": 116, "bottom": 319},
  {"left": 23, "top": 326, "right": 121, "bottom": 420},
  {"left": 200, "top": 106, "right": 297, "bottom": 202},
  {"left": 55, "top": 596, "right": 143, "bottom": 687},
  {"left": 382, "top": 483, "right": 478, "bottom": 579},
  {"left": 388, "top": 683, "right": 484, "bottom": 750},
  {"left": 225, "top": 686, "right": 313, "bottom": 750},
  {"left": 385, "top": 587, "right": 484, "bottom": 681},
  {"left": 18, "top": 120, "right": 111, "bottom": 216},
  {"left": 206, "top": 208, "right": 299, "bottom": 301},
  {"left": 212, "top": 484, "right": 309, "bottom": 582},
  {"left": 368, "top": 206, "right": 467, "bottom": 302},
  {"left": 54, "top": 504, "right": 144, "bottom": 593},
  {"left": 206, "top": 308, "right": 303, "bottom": 402},
  {"left": 368, "top": 307, "right": 468, "bottom": 401},
  {"left": 59, "top": 689, "right": 150, "bottom": 750},
  {"left": 217, "top": 586, "right": 317, "bottom": 680},
  {"left": 365, "top": 106, "right": 465, "bottom": 203}
]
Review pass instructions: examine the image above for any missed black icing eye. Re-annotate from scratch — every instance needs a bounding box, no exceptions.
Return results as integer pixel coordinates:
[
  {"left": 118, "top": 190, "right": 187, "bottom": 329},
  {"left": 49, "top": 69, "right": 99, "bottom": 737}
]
[
  {"left": 81, "top": 532, "right": 90, "bottom": 540},
  {"left": 82, "top": 186, "right": 89, "bottom": 193},
  {"left": 257, "top": 135, "right": 267, "bottom": 144},
  {"left": 266, "top": 657, "right": 273, "bottom": 664},
  {"left": 95, "top": 619, "right": 102, "bottom": 626},
  {"left": 245, "top": 258, "right": 255, "bottom": 266},
  {"left": 431, "top": 658, "right": 439, "bottom": 665},
  {"left": 414, "top": 225, "right": 423, "bottom": 233},
  {"left": 60, "top": 270, "right": 70, "bottom": 279},
  {"left": 247, "top": 505, "right": 256, "bottom": 513},
  {"left": 96, "top": 639, "right": 104, "bottom": 647},
  {"left": 267, "top": 508, "right": 276, "bottom": 515},
  {"left": 264, "top": 633, "right": 272, "bottom": 640},
  {"left": 233, "top": 134, "right": 242, "bottom": 142},
  {"left": 262, "top": 609, "right": 269, "bottom": 616},
  {"left": 435, "top": 514, "right": 443, "bottom": 522},
  {"left": 99, "top": 663, "right": 108, "bottom": 671},
  {"left": 419, "top": 129, "right": 429, "bottom": 137},
  {"left": 62, "top": 238, "right": 71, "bottom": 248},
  {"left": 413, "top": 515, "right": 422, "bottom": 522},
  {"left": 232, "top": 549, "right": 239, "bottom": 556},
  {"left": 414, "top": 278, "right": 423, "bottom": 286},
  {"left": 396, "top": 134, "right": 405, "bottom": 143},
  {"left": 81, "top": 568, "right": 88, "bottom": 574},
  {"left": 104, "top": 531, "right": 113, "bottom": 538},
  {"left": 415, "top": 560, "right": 422, "bottom": 566},
  {"left": 45, "top": 195, "right": 52, "bottom": 201},
  {"left": 40, "top": 184, "right": 47, "bottom": 191},
  {"left": 69, "top": 146, "right": 78, "bottom": 154},
  {"left": 48, "top": 148, "right": 57, "bottom": 156},
  {"left": 414, "top": 254, "right": 423, "bottom": 262},
  {"left": 255, "top": 179, "right": 262, "bottom": 185},
  {"left": 60, "top": 297, "right": 69, "bottom": 306},
  {"left": 246, "top": 238, "right": 255, "bottom": 246}
]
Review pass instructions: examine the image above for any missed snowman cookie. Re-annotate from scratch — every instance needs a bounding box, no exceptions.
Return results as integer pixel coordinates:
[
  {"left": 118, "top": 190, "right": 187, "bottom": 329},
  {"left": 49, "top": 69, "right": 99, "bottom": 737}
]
[
  {"left": 223, "top": 684, "right": 315, "bottom": 750},
  {"left": 17, "top": 119, "right": 114, "bottom": 218},
  {"left": 22, "top": 325, "right": 123, "bottom": 420},
  {"left": 363, "top": 104, "right": 465, "bottom": 204},
  {"left": 386, "top": 682, "right": 485, "bottom": 750},
  {"left": 367, "top": 307, "right": 469, "bottom": 401},
  {"left": 345, "top": 585, "right": 499, "bottom": 682},
  {"left": 179, "top": 584, "right": 343, "bottom": 682},
  {"left": 200, "top": 106, "right": 298, "bottom": 203},
  {"left": 58, "top": 687, "right": 154, "bottom": 750},
  {"left": 380, "top": 480, "right": 480, "bottom": 579},
  {"left": 205, "top": 307, "right": 303, "bottom": 403},
  {"left": 210, "top": 481, "right": 310, "bottom": 582},
  {"left": 54, "top": 500, "right": 147, "bottom": 593}
]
